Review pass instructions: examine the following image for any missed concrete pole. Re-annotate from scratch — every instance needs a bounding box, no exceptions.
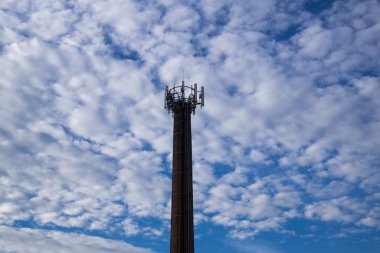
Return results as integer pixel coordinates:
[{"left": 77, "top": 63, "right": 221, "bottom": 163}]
[{"left": 170, "top": 101, "right": 194, "bottom": 253}]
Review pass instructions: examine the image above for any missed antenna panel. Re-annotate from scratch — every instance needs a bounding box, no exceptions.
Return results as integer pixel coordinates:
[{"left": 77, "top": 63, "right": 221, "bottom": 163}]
[
  {"left": 164, "top": 86, "right": 168, "bottom": 109},
  {"left": 201, "top": 86, "right": 204, "bottom": 107},
  {"left": 194, "top": 83, "right": 197, "bottom": 103}
]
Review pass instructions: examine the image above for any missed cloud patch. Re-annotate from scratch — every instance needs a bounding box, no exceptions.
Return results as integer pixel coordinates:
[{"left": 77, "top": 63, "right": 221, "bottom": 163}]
[{"left": 0, "top": 226, "right": 154, "bottom": 253}]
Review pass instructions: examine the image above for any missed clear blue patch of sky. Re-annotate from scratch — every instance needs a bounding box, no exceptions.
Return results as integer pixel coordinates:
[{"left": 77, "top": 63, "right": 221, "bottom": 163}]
[
  {"left": 102, "top": 26, "right": 144, "bottom": 65},
  {"left": 141, "top": 139, "right": 154, "bottom": 151},
  {"left": 226, "top": 84, "right": 239, "bottom": 96},
  {"left": 0, "top": 127, "right": 13, "bottom": 140},
  {"left": 211, "top": 162, "right": 235, "bottom": 178},
  {"left": 149, "top": 67, "right": 164, "bottom": 89},
  {"left": 304, "top": 0, "right": 336, "bottom": 14},
  {"left": 263, "top": 218, "right": 380, "bottom": 253},
  {"left": 194, "top": 219, "right": 380, "bottom": 253},
  {"left": 195, "top": 222, "right": 232, "bottom": 253},
  {"left": 273, "top": 24, "right": 302, "bottom": 42},
  {"left": 191, "top": 37, "right": 208, "bottom": 57}
]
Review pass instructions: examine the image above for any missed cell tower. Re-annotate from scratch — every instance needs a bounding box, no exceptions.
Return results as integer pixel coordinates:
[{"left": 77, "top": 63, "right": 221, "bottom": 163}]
[{"left": 165, "top": 80, "right": 204, "bottom": 253}]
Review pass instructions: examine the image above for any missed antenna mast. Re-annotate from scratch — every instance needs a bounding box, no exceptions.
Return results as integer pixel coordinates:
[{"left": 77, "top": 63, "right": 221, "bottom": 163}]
[{"left": 165, "top": 80, "right": 204, "bottom": 253}]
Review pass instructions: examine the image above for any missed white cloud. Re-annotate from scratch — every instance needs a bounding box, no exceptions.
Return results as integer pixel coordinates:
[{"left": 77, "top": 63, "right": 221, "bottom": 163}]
[
  {"left": 249, "top": 149, "right": 268, "bottom": 163},
  {"left": 0, "top": 23, "right": 170, "bottom": 235},
  {"left": 0, "top": 226, "right": 154, "bottom": 253},
  {"left": 296, "top": 23, "right": 334, "bottom": 59},
  {"left": 304, "top": 197, "right": 369, "bottom": 224},
  {"left": 163, "top": 4, "right": 200, "bottom": 32}
]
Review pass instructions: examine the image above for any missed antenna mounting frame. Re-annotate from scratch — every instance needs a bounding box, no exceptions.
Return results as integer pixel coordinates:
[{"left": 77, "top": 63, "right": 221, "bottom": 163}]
[{"left": 164, "top": 81, "right": 204, "bottom": 115}]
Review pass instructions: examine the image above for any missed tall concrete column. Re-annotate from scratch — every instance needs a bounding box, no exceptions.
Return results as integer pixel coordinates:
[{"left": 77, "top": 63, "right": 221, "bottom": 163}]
[
  {"left": 170, "top": 101, "right": 194, "bottom": 253},
  {"left": 165, "top": 81, "right": 204, "bottom": 253}
]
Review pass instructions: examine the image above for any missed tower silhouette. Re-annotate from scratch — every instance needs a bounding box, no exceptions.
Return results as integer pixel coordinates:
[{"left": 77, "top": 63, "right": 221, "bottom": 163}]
[{"left": 165, "top": 81, "right": 204, "bottom": 253}]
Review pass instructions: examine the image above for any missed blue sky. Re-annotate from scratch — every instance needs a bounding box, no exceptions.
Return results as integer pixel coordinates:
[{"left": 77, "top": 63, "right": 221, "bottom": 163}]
[{"left": 0, "top": 0, "right": 379, "bottom": 252}]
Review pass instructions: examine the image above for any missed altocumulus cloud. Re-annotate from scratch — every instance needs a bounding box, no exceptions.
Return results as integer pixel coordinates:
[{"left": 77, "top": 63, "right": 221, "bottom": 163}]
[{"left": 0, "top": 0, "right": 379, "bottom": 252}]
